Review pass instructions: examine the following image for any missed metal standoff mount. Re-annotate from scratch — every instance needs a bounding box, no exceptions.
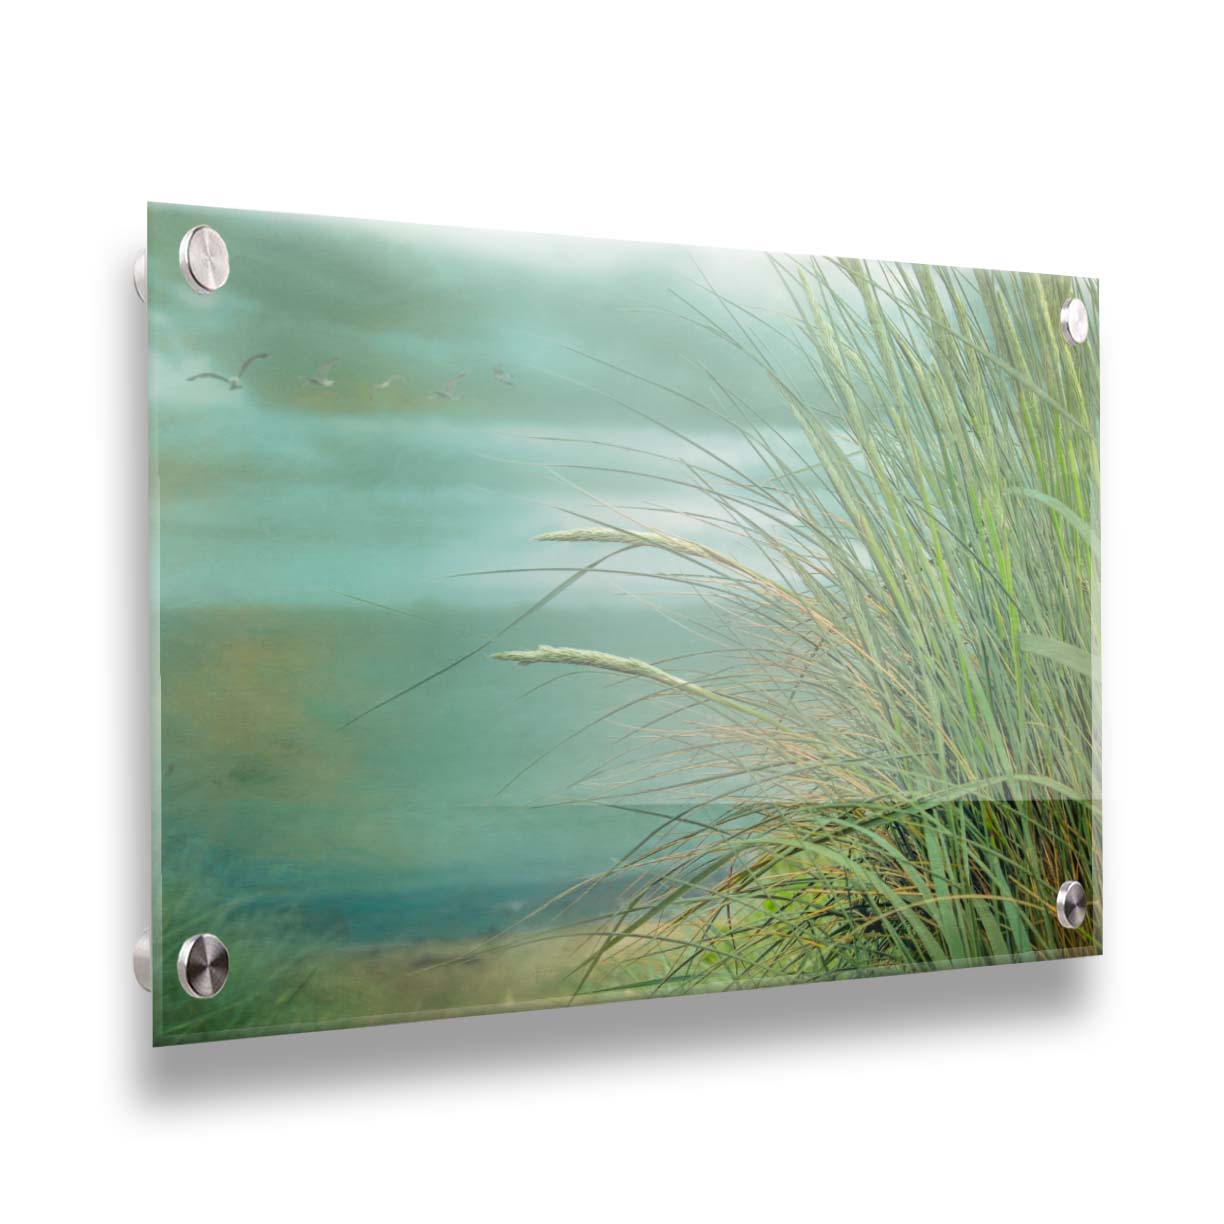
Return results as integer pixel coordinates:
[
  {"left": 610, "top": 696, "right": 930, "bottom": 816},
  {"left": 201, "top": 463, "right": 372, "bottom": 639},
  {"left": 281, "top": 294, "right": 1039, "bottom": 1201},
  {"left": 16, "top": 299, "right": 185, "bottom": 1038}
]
[
  {"left": 1056, "top": 880, "right": 1088, "bottom": 929},
  {"left": 177, "top": 933, "right": 230, "bottom": 998},
  {"left": 134, "top": 930, "right": 232, "bottom": 997},
  {"left": 134, "top": 225, "right": 230, "bottom": 301},
  {"left": 1059, "top": 297, "right": 1089, "bottom": 345},
  {"left": 178, "top": 225, "right": 230, "bottom": 294}
]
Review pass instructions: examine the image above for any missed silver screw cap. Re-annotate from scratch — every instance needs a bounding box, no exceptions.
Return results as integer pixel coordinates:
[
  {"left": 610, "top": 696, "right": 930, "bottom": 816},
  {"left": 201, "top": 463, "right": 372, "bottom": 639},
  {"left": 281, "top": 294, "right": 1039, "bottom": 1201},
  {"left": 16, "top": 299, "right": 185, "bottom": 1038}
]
[
  {"left": 1059, "top": 297, "right": 1089, "bottom": 345},
  {"left": 176, "top": 933, "right": 230, "bottom": 998},
  {"left": 1056, "top": 880, "right": 1088, "bottom": 929},
  {"left": 178, "top": 225, "right": 230, "bottom": 294}
]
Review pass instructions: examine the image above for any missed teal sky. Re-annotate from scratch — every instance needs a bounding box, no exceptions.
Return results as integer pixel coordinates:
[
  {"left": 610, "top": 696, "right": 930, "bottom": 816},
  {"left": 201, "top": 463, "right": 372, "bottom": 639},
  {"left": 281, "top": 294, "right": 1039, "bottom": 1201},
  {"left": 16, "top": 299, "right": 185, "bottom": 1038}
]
[{"left": 148, "top": 203, "right": 812, "bottom": 614}]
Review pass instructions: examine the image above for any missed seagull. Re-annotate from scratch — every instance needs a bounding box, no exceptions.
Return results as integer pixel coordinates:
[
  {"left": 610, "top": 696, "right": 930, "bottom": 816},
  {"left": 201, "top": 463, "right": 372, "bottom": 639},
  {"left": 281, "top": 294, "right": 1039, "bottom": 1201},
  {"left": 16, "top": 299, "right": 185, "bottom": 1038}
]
[
  {"left": 493, "top": 364, "right": 515, "bottom": 386},
  {"left": 372, "top": 375, "right": 405, "bottom": 392},
  {"left": 304, "top": 358, "right": 339, "bottom": 388},
  {"left": 186, "top": 353, "right": 268, "bottom": 391},
  {"left": 430, "top": 373, "right": 466, "bottom": 401}
]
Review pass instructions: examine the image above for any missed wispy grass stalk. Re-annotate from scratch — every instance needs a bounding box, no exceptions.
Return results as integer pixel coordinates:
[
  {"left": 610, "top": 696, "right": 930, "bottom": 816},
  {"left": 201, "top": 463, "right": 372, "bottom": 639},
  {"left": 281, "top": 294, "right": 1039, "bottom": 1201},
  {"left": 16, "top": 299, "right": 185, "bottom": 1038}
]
[{"left": 493, "top": 645, "right": 792, "bottom": 730}]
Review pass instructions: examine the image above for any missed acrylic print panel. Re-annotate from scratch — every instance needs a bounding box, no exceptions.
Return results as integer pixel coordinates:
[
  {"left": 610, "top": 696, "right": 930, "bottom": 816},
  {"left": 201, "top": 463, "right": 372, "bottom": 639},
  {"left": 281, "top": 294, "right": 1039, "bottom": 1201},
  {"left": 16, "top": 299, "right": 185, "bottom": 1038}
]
[{"left": 147, "top": 203, "right": 1100, "bottom": 1044}]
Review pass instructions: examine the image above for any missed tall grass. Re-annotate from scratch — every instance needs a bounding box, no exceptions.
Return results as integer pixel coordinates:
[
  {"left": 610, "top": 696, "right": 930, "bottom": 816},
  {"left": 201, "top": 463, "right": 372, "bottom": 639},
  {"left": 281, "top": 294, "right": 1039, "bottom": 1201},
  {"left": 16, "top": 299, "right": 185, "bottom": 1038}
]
[{"left": 496, "top": 257, "right": 1100, "bottom": 995}]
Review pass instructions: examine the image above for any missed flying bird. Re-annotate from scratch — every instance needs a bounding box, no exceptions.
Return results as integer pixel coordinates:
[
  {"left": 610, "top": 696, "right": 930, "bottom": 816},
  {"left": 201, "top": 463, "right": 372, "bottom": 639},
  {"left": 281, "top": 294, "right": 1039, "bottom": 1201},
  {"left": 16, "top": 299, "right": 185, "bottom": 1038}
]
[
  {"left": 186, "top": 353, "right": 269, "bottom": 391},
  {"left": 372, "top": 375, "right": 406, "bottom": 392},
  {"left": 493, "top": 364, "right": 515, "bottom": 386},
  {"left": 304, "top": 358, "right": 340, "bottom": 388},
  {"left": 430, "top": 373, "right": 467, "bottom": 401}
]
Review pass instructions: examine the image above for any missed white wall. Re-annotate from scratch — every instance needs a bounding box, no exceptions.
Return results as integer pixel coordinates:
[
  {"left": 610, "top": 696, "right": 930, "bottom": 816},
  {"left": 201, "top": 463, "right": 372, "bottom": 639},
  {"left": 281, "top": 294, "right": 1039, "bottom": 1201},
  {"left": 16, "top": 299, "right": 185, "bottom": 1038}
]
[{"left": 6, "top": 3, "right": 1218, "bottom": 1219}]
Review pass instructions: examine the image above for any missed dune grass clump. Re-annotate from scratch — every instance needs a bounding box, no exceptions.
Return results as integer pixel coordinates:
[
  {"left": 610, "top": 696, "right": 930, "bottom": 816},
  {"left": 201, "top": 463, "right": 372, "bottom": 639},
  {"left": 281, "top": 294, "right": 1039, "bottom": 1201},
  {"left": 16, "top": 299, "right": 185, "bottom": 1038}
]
[{"left": 495, "top": 256, "right": 1100, "bottom": 995}]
